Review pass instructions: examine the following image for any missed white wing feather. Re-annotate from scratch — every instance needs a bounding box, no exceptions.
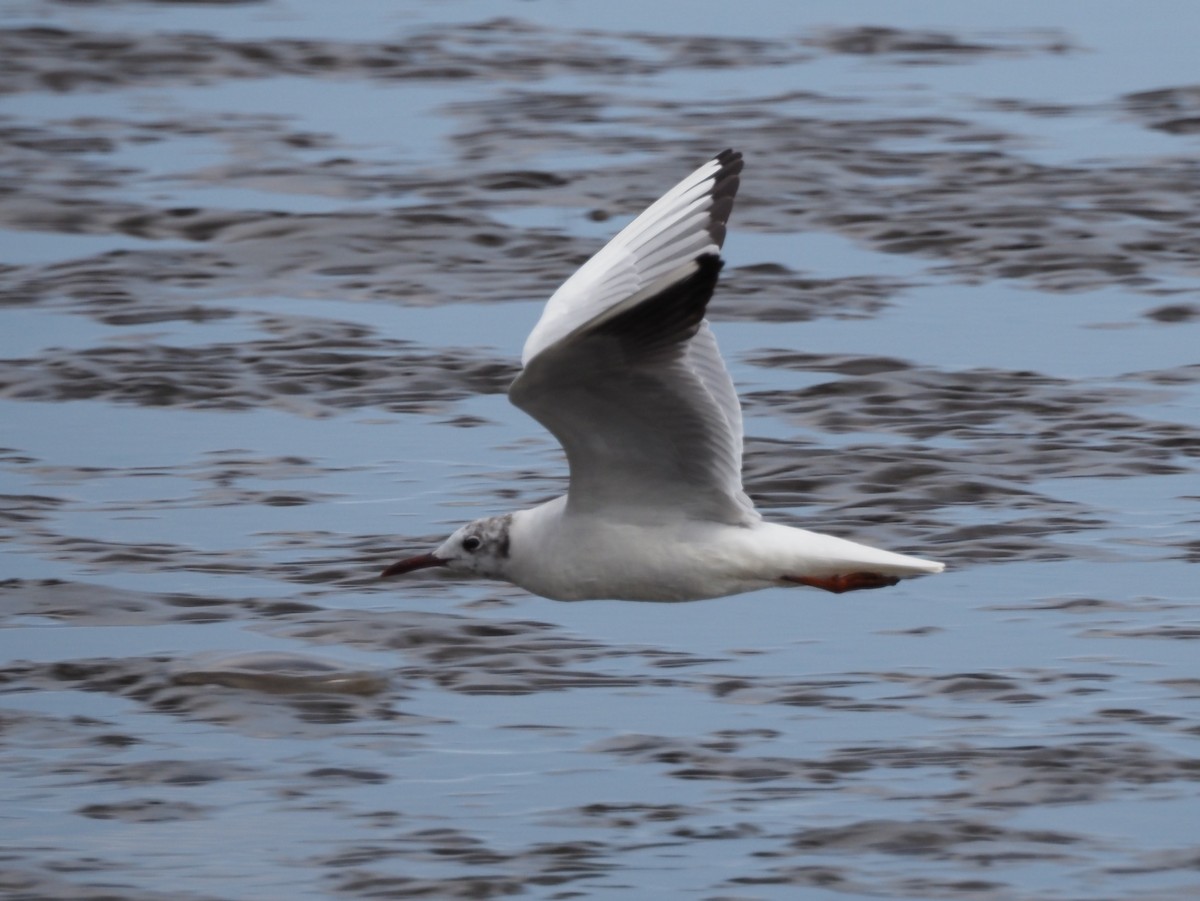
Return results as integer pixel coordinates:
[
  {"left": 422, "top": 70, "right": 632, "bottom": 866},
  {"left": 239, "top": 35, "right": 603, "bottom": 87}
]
[
  {"left": 522, "top": 153, "right": 734, "bottom": 366},
  {"left": 509, "top": 151, "right": 755, "bottom": 525}
]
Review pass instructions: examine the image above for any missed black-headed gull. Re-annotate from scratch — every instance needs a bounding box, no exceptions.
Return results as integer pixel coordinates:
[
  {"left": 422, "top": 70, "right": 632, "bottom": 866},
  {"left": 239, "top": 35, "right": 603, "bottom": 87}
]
[{"left": 383, "top": 150, "right": 944, "bottom": 600}]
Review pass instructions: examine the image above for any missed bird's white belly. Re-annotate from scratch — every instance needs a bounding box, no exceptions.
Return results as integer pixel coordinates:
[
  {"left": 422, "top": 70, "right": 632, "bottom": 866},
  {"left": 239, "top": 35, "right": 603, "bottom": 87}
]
[
  {"left": 507, "top": 504, "right": 775, "bottom": 601},
  {"left": 502, "top": 499, "right": 943, "bottom": 601},
  {"left": 534, "top": 554, "right": 768, "bottom": 602},
  {"left": 516, "top": 547, "right": 771, "bottom": 601}
]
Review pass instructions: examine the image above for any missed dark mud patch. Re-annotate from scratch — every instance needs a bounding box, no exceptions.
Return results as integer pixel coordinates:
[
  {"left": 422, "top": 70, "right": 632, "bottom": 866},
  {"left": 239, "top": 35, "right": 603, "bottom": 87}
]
[
  {"left": 169, "top": 651, "right": 389, "bottom": 695},
  {"left": 261, "top": 607, "right": 719, "bottom": 695},
  {"left": 803, "top": 25, "right": 1074, "bottom": 61},
  {"left": 0, "top": 314, "right": 517, "bottom": 414},
  {"left": 0, "top": 20, "right": 813, "bottom": 95},
  {"left": 6, "top": 451, "right": 359, "bottom": 514},
  {"left": 0, "top": 870, "right": 217, "bottom": 901},
  {"left": 315, "top": 827, "right": 612, "bottom": 896},
  {"left": 1, "top": 578, "right": 713, "bottom": 697},
  {"left": 744, "top": 353, "right": 1198, "bottom": 471},
  {"left": 0, "top": 20, "right": 1067, "bottom": 99},
  {"left": 706, "top": 668, "right": 1121, "bottom": 714},
  {"left": 786, "top": 816, "right": 1081, "bottom": 860},
  {"left": 1144, "top": 302, "right": 1200, "bottom": 323},
  {"left": 0, "top": 202, "right": 579, "bottom": 316},
  {"left": 77, "top": 798, "right": 211, "bottom": 822},
  {"left": 590, "top": 730, "right": 1200, "bottom": 805},
  {"left": 1, "top": 578, "right": 251, "bottom": 625},
  {"left": 1123, "top": 85, "right": 1200, "bottom": 135},
  {"left": 5, "top": 654, "right": 410, "bottom": 732},
  {"left": 711, "top": 269, "right": 905, "bottom": 322}
]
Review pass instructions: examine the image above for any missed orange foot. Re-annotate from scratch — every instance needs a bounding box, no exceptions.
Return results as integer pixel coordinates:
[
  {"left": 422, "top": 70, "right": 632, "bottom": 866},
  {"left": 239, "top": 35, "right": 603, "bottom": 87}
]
[{"left": 781, "top": 572, "right": 900, "bottom": 594}]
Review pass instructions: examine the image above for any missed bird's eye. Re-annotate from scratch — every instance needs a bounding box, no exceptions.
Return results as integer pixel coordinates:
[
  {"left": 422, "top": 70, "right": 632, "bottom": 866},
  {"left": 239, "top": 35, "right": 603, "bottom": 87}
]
[{"left": 462, "top": 536, "right": 482, "bottom": 552}]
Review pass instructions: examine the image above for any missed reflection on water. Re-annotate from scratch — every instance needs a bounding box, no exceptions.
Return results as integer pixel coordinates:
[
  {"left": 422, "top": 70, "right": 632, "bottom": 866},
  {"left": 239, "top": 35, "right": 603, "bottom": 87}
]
[{"left": 3, "top": 1, "right": 1200, "bottom": 898}]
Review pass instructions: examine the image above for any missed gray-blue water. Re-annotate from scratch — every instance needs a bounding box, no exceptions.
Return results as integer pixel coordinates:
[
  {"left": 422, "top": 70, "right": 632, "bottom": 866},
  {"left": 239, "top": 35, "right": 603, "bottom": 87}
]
[{"left": 2, "top": 2, "right": 1199, "bottom": 898}]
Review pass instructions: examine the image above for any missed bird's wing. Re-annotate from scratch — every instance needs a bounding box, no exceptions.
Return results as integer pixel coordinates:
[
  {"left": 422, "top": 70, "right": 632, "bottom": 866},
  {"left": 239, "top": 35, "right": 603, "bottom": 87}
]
[
  {"left": 509, "top": 151, "right": 757, "bottom": 525},
  {"left": 521, "top": 149, "right": 742, "bottom": 366}
]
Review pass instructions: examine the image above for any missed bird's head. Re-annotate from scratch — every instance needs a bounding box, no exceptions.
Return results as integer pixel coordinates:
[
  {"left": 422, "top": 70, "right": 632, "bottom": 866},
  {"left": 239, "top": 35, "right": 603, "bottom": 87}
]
[{"left": 381, "top": 514, "right": 513, "bottom": 581}]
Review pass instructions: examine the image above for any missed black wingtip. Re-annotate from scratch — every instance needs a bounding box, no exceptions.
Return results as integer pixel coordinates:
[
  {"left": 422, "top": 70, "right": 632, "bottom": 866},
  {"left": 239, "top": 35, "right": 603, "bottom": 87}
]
[
  {"left": 715, "top": 148, "right": 743, "bottom": 168},
  {"left": 712, "top": 149, "right": 744, "bottom": 186},
  {"left": 708, "top": 150, "right": 743, "bottom": 249},
  {"left": 595, "top": 253, "right": 724, "bottom": 356},
  {"left": 694, "top": 251, "right": 724, "bottom": 278}
]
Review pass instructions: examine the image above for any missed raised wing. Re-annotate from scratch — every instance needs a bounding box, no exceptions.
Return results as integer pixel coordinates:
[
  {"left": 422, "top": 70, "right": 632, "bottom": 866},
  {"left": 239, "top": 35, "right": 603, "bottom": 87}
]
[
  {"left": 522, "top": 150, "right": 742, "bottom": 365},
  {"left": 509, "top": 151, "right": 757, "bottom": 526}
]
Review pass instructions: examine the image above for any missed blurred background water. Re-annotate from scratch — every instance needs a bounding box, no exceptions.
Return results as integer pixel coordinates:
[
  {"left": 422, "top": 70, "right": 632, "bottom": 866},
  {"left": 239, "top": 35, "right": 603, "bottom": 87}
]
[{"left": 2, "top": 1, "right": 1200, "bottom": 899}]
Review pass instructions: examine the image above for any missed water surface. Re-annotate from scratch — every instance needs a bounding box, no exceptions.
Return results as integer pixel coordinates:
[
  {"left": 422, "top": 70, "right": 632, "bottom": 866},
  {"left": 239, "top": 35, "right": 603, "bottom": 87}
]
[{"left": 3, "top": 1, "right": 1200, "bottom": 899}]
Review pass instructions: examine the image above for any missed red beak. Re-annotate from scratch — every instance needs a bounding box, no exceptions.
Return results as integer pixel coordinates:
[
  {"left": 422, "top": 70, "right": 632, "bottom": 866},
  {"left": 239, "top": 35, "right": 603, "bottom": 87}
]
[{"left": 380, "top": 552, "right": 448, "bottom": 578}]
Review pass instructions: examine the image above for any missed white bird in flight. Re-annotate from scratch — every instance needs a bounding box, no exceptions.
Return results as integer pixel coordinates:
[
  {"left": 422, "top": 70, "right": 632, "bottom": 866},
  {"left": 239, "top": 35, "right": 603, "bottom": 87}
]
[{"left": 383, "top": 150, "right": 944, "bottom": 600}]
